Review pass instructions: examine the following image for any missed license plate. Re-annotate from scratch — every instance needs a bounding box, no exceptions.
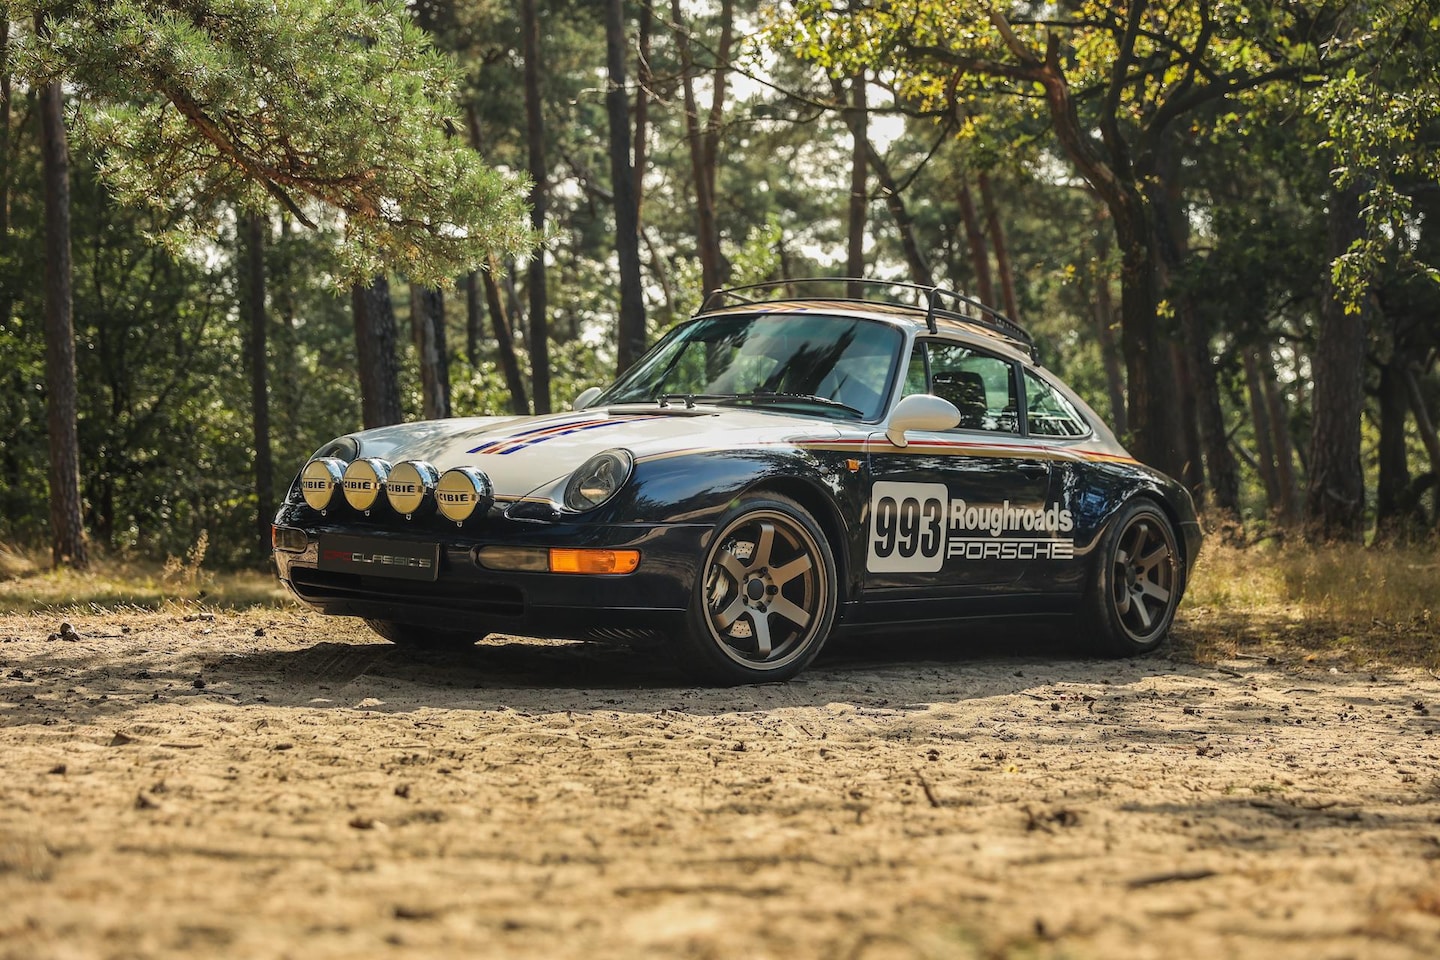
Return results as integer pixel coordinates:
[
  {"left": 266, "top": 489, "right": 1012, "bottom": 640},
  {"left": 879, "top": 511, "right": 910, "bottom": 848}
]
[{"left": 317, "top": 535, "right": 440, "bottom": 582}]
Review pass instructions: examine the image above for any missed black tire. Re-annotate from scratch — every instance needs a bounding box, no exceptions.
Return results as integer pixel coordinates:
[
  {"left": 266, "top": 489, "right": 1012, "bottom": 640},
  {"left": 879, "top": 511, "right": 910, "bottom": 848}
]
[
  {"left": 674, "top": 494, "right": 838, "bottom": 684},
  {"left": 1080, "top": 499, "right": 1183, "bottom": 657},
  {"left": 363, "top": 618, "right": 478, "bottom": 650}
]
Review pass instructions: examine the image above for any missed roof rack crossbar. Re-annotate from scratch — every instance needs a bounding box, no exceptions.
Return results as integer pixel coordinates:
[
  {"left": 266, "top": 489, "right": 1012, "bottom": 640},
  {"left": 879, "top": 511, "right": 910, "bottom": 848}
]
[{"left": 701, "top": 278, "right": 1034, "bottom": 356}]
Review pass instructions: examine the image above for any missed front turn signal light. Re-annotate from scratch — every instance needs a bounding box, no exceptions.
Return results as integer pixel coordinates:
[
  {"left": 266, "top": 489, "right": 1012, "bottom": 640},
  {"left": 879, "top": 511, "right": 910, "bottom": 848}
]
[{"left": 548, "top": 548, "right": 640, "bottom": 575}]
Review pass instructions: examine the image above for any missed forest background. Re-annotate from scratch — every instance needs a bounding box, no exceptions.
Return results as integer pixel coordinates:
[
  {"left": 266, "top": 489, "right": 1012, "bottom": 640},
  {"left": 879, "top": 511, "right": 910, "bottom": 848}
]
[{"left": 1, "top": 0, "right": 1438, "bottom": 573}]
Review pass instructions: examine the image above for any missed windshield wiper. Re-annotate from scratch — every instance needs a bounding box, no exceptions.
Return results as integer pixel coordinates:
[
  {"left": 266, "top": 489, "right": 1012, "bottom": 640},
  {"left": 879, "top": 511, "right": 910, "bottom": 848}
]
[
  {"left": 718, "top": 392, "right": 866, "bottom": 418},
  {"left": 656, "top": 393, "right": 736, "bottom": 408}
]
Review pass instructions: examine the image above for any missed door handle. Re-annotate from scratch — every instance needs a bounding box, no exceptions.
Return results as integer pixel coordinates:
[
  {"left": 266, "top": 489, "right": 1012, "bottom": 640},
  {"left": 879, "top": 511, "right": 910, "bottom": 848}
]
[{"left": 1018, "top": 463, "right": 1049, "bottom": 478}]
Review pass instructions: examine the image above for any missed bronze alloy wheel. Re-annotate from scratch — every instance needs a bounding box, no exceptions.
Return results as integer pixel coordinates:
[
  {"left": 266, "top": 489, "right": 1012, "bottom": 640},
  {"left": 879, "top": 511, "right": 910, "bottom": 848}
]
[
  {"left": 1084, "top": 500, "right": 1182, "bottom": 656},
  {"left": 679, "top": 495, "right": 837, "bottom": 683}
]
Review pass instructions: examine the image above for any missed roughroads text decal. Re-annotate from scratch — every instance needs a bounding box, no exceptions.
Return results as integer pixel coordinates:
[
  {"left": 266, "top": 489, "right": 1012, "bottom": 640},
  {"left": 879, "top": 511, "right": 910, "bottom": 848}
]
[{"left": 867, "top": 481, "right": 1074, "bottom": 573}]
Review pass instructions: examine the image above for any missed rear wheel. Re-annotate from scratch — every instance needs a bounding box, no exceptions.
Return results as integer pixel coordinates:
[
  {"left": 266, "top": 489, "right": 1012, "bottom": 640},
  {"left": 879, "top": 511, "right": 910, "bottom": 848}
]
[
  {"left": 674, "top": 494, "right": 837, "bottom": 684},
  {"left": 364, "top": 619, "right": 478, "bottom": 650},
  {"left": 1081, "top": 500, "right": 1182, "bottom": 657}
]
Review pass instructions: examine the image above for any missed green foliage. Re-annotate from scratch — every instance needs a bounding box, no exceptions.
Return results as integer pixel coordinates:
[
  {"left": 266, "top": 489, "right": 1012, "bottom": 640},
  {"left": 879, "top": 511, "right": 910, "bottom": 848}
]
[{"left": 10, "top": 0, "right": 533, "bottom": 284}]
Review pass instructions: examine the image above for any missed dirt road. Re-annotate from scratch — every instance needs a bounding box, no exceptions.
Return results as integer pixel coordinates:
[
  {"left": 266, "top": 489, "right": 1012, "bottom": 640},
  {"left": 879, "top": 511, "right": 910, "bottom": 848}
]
[{"left": 2, "top": 609, "right": 1438, "bottom": 959}]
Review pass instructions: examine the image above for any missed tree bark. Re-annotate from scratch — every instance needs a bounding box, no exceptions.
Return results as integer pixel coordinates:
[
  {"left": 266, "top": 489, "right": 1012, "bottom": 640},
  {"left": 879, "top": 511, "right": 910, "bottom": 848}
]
[
  {"left": 633, "top": 0, "right": 652, "bottom": 223},
  {"left": 522, "top": 0, "right": 551, "bottom": 413},
  {"left": 977, "top": 172, "right": 1018, "bottom": 322},
  {"left": 606, "top": 0, "right": 647, "bottom": 375},
  {"left": 671, "top": 0, "right": 731, "bottom": 300},
  {"left": 1261, "top": 363, "right": 1300, "bottom": 526},
  {"left": 37, "top": 45, "right": 88, "bottom": 569},
  {"left": 242, "top": 212, "right": 274, "bottom": 556},
  {"left": 483, "top": 254, "right": 530, "bottom": 415},
  {"left": 1374, "top": 353, "right": 1411, "bottom": 539},
  {"left": 351, "top": 276, "right": 403, "bottom": 428},
  {"left": 464, "top": 271, "right": 482, "bottom": 368},
  {"left": 1403, "top": 364, "right": 1440, "bottom": 531},
  {"left": 1243, "top": 348, "right": 1282, "bottom": 514},
  {"left": 845, "top": 71, "right": 867, "bottom": 298},
  {"left": 1092, "top": 273, "right": 1128, "bottom": 438},
  {"left": 867, "top": 142, "right": 933, "bottom": 288},
  {"left": 979, "top": 14, "right": 1186, "bottom": 477},
  {"left": 1304, "top": 186, "right": 1367, "bottom": 541},
  {"left": 409, "top": 284, "right": 451, "bottom": 420},
  {"left": 1, "top": 18, "right": 10, "bottom": 261},
  {"left": 956, "top": 178, "right": 994, "bottom": 306}
]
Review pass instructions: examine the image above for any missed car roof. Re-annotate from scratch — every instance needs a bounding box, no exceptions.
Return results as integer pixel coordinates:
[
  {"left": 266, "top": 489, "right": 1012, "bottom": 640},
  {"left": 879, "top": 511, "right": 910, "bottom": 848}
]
[{"left": 697, "top": 279, "right": 1037, "bottom": 361}]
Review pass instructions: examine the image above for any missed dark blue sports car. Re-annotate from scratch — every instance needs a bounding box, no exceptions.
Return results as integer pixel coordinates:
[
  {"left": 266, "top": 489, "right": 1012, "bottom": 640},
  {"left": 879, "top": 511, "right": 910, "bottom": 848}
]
[{"left": 273, "top": 280, "right": 1202, "bottom": 684}]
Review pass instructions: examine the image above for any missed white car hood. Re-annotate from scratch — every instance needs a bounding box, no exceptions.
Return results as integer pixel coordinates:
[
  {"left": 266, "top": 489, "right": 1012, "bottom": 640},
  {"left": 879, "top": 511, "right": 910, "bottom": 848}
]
[{"left": 342, "top": 406, "right": 842, "bottom": 501}]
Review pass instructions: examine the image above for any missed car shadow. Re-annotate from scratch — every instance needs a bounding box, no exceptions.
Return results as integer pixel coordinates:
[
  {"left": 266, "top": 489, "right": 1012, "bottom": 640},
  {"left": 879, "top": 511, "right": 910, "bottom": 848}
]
[{"left": 0, "top": 616, "right": 1214, "bottom": 730}]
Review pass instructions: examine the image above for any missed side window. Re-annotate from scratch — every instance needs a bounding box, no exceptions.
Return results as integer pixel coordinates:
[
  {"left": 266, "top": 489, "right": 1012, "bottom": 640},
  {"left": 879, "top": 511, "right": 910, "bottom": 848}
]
[
  {"left": 905, "top": 341, "right": 1020, "bottom": 434},
  {"left": 1024, "top": 370, "right": 1090, "bottom": 438}
]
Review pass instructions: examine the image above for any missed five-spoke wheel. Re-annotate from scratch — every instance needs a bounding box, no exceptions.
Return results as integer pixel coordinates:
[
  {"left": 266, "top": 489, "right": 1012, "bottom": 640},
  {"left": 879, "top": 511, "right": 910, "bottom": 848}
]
[
  {"left": 1082, "top": 500, "right": 1182, "bottom": 656},
  {"left": 677, "top": 494, "right": 837, "bottom": 684}
]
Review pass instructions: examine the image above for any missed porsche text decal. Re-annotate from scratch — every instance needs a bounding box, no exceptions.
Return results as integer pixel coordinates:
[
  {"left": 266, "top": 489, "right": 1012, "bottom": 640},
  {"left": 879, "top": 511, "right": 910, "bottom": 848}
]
[{"left": 867, "top": 481, "right": 1074, "bottom": 572}]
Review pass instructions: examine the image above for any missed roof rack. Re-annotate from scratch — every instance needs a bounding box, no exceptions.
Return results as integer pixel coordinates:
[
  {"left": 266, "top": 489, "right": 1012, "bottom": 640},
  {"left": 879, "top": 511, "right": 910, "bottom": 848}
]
[{"left": 700, "top": 278, "right": 1035, "bottom": 357}]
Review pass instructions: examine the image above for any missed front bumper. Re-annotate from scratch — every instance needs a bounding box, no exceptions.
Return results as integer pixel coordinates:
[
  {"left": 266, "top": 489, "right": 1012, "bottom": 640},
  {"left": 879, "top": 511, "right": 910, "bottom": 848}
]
[{"left": 273, "top": 504, "right": 709, "bottom": 641}]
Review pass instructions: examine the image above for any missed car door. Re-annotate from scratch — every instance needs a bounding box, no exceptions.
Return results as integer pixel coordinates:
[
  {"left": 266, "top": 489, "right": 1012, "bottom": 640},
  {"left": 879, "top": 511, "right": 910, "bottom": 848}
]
[{"left": 861, "top": 339, "right": 1057, "bottom": 614}]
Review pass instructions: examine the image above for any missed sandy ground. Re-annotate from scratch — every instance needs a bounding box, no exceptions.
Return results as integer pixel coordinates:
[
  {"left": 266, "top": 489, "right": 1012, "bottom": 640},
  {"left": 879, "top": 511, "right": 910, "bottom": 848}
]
[{"left": 1, "top": 608, "right": 1438, "bottom": 960}]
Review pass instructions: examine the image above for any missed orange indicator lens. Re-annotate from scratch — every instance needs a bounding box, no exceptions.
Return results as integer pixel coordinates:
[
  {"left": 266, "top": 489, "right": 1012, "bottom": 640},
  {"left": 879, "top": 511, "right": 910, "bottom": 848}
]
[{"left": 548, "top": 548, "right": 640, "bottom": 575}]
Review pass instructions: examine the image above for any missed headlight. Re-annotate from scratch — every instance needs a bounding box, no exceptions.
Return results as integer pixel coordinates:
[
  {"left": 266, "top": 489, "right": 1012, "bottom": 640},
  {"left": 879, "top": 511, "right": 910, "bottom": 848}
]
[
  {"left": 564, "top": 449, "right": 633, "bottom": 512},
  {"left": 299, "top": 457, "right": 346, "bottom": 511}
]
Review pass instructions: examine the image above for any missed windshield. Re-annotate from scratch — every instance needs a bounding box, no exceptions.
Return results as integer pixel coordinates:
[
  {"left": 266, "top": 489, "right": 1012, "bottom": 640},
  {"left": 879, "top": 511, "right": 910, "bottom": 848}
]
[{"left": 596, "top": 313, "right": 903, "bottom": 421}]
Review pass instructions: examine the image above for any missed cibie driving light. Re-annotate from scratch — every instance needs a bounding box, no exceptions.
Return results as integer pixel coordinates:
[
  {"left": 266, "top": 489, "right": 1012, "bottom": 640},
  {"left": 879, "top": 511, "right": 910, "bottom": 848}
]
[
  {"left": 300, "top": 457, "right": 346, "bottom": 511},
  {"left": 385, "top": 460, "right": 439, "bottom": 518},
  {"left": 342, "top": 458, "right": 392, "bottom": 512},
  {"left": 436, "top": 466, "right": 494, "bottom": 524},
  {"left": 564, "top": 449, "right": 634, "bottom": 512}
]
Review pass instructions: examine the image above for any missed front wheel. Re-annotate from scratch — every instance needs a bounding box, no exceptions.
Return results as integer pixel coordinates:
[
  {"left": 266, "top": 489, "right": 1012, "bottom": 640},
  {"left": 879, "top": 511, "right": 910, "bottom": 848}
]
[
  {"left": 1080, "top": 500, "right": 1183, "bottom": 657},
  {"left": 364, "top": 619, "right": 478, "bottom": 650},
  {"left": 674, "top": 494, "right": 838, "bottom": 684}
]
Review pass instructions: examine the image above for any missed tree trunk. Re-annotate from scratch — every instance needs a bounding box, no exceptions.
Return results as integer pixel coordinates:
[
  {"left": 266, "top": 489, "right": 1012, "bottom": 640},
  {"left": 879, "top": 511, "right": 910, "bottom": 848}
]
[
  {"left": 1243, "top": 348, "right": 1282, "bottom": 514},
  {"left": 606, "top": 0, "right": 647, "bottom": 375},
  {"left": 633, "top": 0, "right": 652, "bottom": 222},
  {"left": 483, "top": 255, "right": 530, "bottom": 415},
  {"left": 1110, "top": 196, "right": 1187, "bottom": 478},
  {"left": 242, "top": 212, "right": 274, "bottom": 556},
  {"left": 845, "top": 71, "right": 867, "bottom": 298},
  {"left": 409, "top": 284, "right": 451, "bottom": 420},
  {"left": 670, "top": 0, "right": 730, "bottom": 300},
  {"left": 1261, "top": 363, "right": 1300, "bottom": 526},
  {"left": 956, "top": 178, "right": 995, "bottom": 306},
  {"left": 1304, "top": 186, "right": 1367, "bottom": 541},
  {"left": 1403, "top": 364, "right": 1440, "bottom": 533},
  {"left": 1015, "top": 34, "right": 1185, "bottom": 477},
  {"left": 866, "top": 142, "right": 933, "bottom": 288},
  {"left": 37, "top": 52, "right": 88, "bottom": 569},
  {"left": 0, "top": 18, "right": 10, "bottom": 263},
  {"left": 464, "top": 271, "right": 482, "bottom": 368},
  {"left": 522, "top": 0, "right": 551, "bottom": 413},
  {"left": 1092, "top": 270, "right": 1128, "bottom": 438},
  {"left": 977, "top": 172, "right": 1019, "bottom": 322},
  {"left": 351, "top": 276, "right": 403, "bottom": 428},
  {"left": 1374, "top": 353, "right": 1411, "bottom": 540}
]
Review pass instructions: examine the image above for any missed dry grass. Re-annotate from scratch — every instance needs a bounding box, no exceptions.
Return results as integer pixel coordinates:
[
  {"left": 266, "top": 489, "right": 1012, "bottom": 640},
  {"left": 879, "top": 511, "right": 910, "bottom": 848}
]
[
  {"left": 0, "top": 542, "right": 292, "bottom": 615},
  {"left": 3, "top": 538, "right": 1435, "bottom": 669},
  {"left": 1175, "top": 540, "right": 1439, "bottom": 670}
]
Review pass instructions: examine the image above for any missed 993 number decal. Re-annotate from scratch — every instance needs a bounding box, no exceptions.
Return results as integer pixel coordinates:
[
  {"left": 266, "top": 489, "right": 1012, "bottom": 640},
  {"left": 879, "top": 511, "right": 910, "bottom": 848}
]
[{"left": 867, "top": 482, "right": 946, "bottom": 572}]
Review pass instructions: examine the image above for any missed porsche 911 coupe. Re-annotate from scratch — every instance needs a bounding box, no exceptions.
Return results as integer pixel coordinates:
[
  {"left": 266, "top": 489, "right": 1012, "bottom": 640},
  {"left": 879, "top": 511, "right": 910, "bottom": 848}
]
[{"left": 273, "top": 280, "right": 1201, "bottom": 684}]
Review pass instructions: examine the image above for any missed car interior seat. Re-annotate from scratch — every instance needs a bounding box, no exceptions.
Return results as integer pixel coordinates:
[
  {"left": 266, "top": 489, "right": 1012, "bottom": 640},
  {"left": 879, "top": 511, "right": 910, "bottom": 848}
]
[{"left": 931, "top": 370, "right": 989, "bottom": 430}]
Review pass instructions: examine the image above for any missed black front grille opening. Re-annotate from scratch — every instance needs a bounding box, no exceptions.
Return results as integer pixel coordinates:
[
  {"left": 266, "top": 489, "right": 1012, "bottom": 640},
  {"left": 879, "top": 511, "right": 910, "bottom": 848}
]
[{"left": 289, "top": 567, "right": 525, "bottom": 617}]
